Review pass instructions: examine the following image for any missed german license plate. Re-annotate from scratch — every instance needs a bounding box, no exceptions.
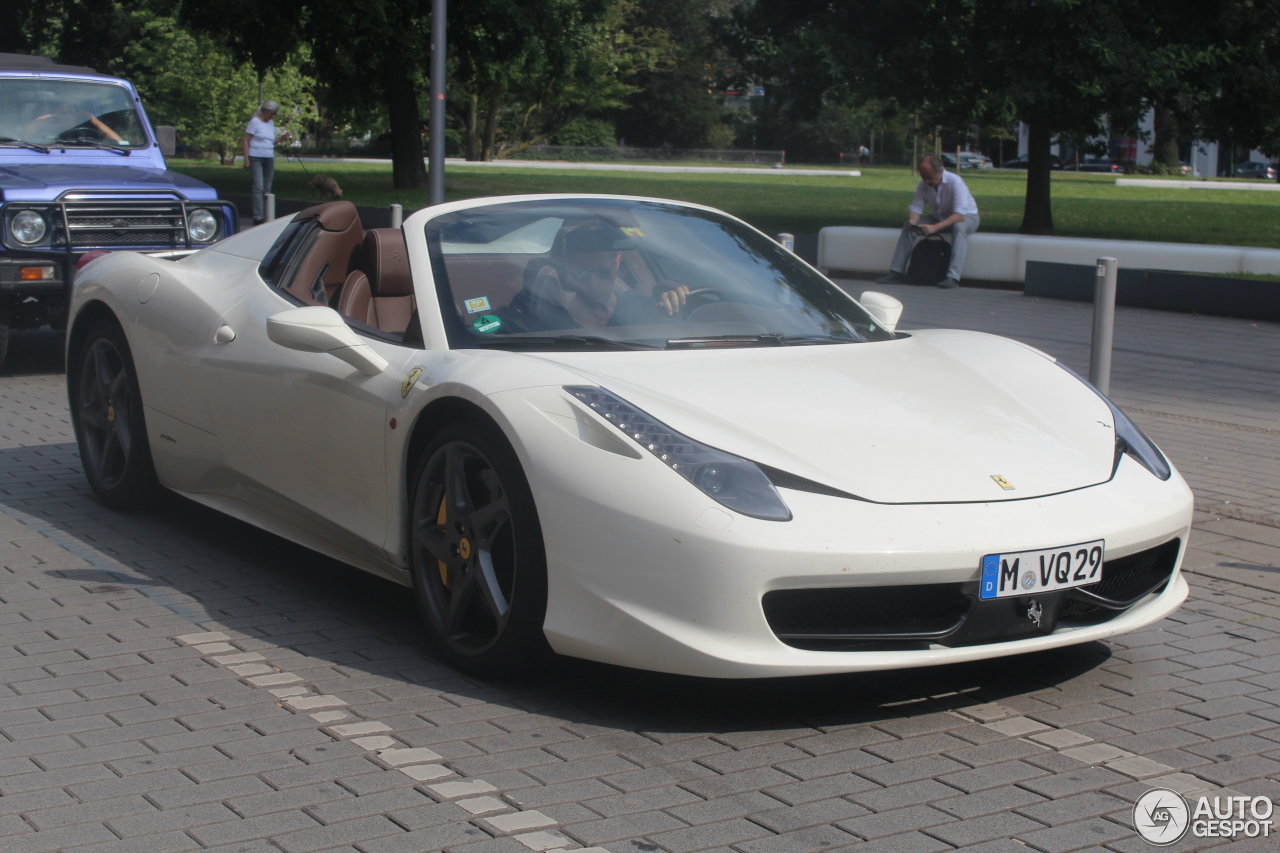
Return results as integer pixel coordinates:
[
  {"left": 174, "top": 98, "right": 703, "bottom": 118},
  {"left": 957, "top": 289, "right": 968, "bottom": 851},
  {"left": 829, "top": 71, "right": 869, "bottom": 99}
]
[{"left": 979, "top": 540, "right": 1105, "bottom": 600}]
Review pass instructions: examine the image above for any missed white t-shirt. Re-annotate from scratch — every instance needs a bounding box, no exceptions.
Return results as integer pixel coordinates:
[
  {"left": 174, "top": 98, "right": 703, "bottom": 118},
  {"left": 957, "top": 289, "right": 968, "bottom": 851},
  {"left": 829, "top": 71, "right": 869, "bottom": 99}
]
[
  {"left": 909, "top": 169, "right": 979, "bottom": 218},
  {"left": 245, "top": 115, "right": 276, "bottom": 159}
]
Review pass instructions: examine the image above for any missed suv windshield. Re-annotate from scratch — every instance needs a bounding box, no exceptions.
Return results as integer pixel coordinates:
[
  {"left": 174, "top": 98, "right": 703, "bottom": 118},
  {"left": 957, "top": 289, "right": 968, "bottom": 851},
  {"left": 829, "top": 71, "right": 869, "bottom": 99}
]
[
  {"left": 426, "top": 198, "right": 896, "bottom": 350},
  {"left": 0, "top": 79, "right": 149, "bottom": 149}
]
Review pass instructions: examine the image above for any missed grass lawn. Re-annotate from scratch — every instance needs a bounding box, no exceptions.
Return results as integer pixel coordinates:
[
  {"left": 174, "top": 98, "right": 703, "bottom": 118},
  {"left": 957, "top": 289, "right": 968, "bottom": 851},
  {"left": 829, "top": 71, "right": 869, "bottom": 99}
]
[{"left": 169, "top": 159, "right": 1280, "bottom": 249}]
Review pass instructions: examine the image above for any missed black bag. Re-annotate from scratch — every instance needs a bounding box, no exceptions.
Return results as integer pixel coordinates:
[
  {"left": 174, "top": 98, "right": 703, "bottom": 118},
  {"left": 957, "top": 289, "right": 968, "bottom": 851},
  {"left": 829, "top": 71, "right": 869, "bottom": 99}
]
[{"left": 907, "top": 234, "right": 952, "bottom": 285}]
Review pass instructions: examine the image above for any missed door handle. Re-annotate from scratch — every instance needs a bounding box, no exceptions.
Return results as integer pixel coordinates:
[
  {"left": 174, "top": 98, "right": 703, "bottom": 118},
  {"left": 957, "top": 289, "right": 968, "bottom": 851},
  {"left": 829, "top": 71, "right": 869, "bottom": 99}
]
[{"left": 214, "top": 325, "right": 236, "bottom": 343}]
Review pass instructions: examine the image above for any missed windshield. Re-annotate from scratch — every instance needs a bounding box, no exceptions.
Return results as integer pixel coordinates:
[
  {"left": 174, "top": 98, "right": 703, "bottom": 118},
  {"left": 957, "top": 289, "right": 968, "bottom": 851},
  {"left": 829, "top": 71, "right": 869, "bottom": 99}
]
[
  {"left": 426, "top": 198, "right": 896, "bottom": 350},
  {"left": 0, "top": 79, "right": 149, "bottom": 149}
]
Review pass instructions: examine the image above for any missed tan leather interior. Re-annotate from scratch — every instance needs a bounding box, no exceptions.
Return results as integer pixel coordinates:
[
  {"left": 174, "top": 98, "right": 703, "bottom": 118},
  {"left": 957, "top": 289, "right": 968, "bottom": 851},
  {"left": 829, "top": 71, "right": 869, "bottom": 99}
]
[
  {"left": 335, "top": 227, "right": 416, "bottom": 333},
  {"left": 285, "top": 201, "right": 364, "bottom": 307}
]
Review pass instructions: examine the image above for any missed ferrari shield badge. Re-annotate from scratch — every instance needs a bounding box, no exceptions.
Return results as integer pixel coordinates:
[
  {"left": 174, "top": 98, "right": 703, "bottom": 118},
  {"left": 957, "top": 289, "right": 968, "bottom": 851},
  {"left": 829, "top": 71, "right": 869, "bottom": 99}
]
[
  {"left": 991, "top": 475, "right": 1015, "bottom": 490},
  {"left": 401, "top": 367, "right": 423, "bottom": 399}
]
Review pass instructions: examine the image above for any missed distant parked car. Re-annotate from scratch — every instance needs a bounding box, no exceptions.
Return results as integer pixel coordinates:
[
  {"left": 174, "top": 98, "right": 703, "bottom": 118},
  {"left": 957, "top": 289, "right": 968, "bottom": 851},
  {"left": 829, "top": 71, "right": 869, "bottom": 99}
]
[
  {"left": 1235, "top": 161, "right": 1277, "bottom": 180},
  {"left": 939, "top": 152, "right": 992, "bottom": 171},
  {"left": 1068, "top": 158, "right": 1125, "bottom": 174},
  {"left": 1002, "top": 155, "right": 1063, "bottom": 170}
]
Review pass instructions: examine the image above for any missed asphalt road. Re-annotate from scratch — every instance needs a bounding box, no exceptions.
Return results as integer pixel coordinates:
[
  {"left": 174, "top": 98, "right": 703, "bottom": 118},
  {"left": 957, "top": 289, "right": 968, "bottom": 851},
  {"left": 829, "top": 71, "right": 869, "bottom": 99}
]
[{"left": 1, "top": 284, "right": 1278, "bottom": 853}]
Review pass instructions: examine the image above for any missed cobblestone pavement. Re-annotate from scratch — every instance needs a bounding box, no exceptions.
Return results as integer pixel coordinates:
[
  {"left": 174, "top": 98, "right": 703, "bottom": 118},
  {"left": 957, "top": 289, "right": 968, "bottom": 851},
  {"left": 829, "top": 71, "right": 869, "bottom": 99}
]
[{"left": 1, "top": 285, "right": 1278, "bottom": 853}]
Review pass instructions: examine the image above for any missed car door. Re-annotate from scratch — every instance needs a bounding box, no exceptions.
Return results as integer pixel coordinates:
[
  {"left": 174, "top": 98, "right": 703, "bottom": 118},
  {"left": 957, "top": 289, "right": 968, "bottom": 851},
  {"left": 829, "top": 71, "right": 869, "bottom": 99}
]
[{"left": 199, "top": 278, "right": 413, "bottom": 566}]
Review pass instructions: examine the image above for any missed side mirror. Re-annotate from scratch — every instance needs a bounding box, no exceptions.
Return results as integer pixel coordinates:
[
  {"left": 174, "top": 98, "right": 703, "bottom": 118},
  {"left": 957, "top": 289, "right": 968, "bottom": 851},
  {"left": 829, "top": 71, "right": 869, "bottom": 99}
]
[
  {"left": 266, "top": 306, "right": 388, "bottom": 376},
  {"left": 155, "top": 125, "right": 176, "bottom": 157},
  {"left": 859, "top": 291, "right": 904, "bottom": 332}
]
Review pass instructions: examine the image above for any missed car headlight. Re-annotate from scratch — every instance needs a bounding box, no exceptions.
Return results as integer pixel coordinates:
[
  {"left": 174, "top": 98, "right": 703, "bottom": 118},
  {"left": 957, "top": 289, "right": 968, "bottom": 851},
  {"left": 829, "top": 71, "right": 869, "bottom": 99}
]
[
  {"left": 11, "top": 210, "right": 48, "bottom": 245},
  {"left": 187, "top": 209, "right": 218, "bottom": 242},
  {"left": 565, "top": 386, "right": 792, "bottom": 521},
  {"left": 1059, "top": 364, "right": 1171, "bottom": 480}
]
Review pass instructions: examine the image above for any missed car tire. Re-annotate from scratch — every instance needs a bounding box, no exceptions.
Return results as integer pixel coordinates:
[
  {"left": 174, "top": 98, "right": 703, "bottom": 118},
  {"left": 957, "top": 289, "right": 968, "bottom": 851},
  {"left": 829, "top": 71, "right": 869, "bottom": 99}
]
[
  {"left": 408, "top": 418, "right": 550, "bottom": 677},
  {"left": 70, "top": 318, "right": 161, "bottom": 510}
]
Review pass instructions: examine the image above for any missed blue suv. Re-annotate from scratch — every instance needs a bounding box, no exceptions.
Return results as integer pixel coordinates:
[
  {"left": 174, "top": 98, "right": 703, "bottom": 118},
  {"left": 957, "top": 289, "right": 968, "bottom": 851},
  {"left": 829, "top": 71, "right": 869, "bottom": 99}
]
[{"left": 0, "top": 53, "right": 237, "bottom": 367}]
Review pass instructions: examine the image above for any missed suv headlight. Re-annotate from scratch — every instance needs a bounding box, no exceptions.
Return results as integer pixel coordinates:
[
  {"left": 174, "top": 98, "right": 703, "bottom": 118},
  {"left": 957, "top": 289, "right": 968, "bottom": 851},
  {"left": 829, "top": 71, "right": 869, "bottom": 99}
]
[
  {"left": 187, "top": 209, "right": 218, "bottom": 242},
  {"left": 1059, "top": 364, "right": 1171, "bottom": 480},
  {"left": 566, "top": 386, "right": 792, "bottom": 520},
  {"left": 11, "top": 210, "right": 48, "bottom": 245}
]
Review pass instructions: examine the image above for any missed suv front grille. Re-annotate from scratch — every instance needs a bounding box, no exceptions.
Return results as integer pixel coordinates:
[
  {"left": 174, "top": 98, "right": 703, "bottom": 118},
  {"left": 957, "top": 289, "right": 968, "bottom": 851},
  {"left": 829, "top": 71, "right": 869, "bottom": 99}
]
[{"left": 63, "top": 202, "right": 188, "bottom": 249}]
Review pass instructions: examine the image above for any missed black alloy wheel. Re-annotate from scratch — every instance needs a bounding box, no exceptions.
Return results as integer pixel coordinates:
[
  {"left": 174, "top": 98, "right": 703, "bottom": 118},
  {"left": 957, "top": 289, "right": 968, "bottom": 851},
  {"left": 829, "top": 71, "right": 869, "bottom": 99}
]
[
  {"left": 72, "top": 319, "right": 159, "bottom": 509},
  {"left": 409, "top": 420, "right": 549, "bottom": 676}
]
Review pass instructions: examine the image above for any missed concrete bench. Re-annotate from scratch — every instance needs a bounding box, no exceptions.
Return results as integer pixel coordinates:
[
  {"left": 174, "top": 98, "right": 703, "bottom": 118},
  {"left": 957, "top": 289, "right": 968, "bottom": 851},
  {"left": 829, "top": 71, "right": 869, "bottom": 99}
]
[{"left": 817, "top": 226, "right": 1280, "bottom": 281}]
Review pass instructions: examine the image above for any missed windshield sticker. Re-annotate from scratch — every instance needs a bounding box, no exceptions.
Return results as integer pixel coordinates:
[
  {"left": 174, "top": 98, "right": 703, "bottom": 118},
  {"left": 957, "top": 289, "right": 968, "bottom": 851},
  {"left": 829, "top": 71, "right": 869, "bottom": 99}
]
[
  {"left": 401, "top": 367, "right": 423, "bottom": 398},
  {"left": 472, "top": 314, "right": 503, "bottom": 334},
  {"left": 620, "top": 227, "right": 644, "bottom": 237},
  {"left": 464, "top": 296, "right": 492, "bottom": 314}
]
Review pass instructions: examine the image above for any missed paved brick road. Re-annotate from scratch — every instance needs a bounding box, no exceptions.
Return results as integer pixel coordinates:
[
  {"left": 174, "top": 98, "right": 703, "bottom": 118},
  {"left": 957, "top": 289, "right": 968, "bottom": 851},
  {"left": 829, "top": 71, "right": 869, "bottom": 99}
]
[{"left": 1, "top": 285, "right": 1278, "bottom": 853}]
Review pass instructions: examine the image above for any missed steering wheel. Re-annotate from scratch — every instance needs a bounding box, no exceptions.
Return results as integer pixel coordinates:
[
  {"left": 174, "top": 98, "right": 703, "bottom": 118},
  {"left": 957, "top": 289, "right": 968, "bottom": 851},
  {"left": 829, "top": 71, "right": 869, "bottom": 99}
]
[{"left": 678, "top": 286, "right": 730, "bottom": 319}]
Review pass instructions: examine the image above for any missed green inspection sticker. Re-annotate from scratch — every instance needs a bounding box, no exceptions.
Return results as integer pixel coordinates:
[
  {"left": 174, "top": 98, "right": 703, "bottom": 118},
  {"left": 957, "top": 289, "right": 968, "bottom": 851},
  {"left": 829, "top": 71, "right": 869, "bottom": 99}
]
[{"left": 472, "top": 314, "right": 503, "bottom": 334}]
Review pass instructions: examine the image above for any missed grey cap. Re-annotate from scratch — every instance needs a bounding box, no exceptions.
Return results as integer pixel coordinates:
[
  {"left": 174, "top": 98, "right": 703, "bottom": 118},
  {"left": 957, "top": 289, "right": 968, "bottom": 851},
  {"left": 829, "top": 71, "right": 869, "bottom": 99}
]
[{"left": 262, "top": 100, "right": 280, "bottom": 112}]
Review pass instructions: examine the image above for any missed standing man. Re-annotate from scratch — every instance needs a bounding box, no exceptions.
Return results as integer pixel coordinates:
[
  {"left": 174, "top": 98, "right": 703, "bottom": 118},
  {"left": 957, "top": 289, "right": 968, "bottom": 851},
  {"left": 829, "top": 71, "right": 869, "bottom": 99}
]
[
  {"left": 243, "top": 101, "right": 280, "bottom": 226},
  {"left": 878, "top": 154, "right": 980, "bottom": 288}
]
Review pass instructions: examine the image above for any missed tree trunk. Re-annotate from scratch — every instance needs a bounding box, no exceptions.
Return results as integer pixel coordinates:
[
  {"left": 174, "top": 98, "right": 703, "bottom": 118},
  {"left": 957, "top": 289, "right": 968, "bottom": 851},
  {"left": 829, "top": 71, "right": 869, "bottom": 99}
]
[
  {"left": 480, "top": 83, "right": 505, "bottom": 161},
  {"left": 1020, "top": 116, "right": 1054, "bottom": 235},
  {"left": 383, "top": 62, "right": 426, "bottom": 189},
  {"left": 463, "top": 95, "right": 479, "bottom": 161},
  {"left": 1152, "top": 104, "right": 1180, "bottom": 169}
]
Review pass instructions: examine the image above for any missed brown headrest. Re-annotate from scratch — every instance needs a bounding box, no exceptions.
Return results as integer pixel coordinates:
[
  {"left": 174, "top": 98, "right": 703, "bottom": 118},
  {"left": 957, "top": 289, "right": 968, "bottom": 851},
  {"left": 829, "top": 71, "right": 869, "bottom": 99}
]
[
  {"left": 293, "top": 200, "right": 359, "bottom": 232},
  {"left": 360, "top": 228, "right": 413, "bottom": 296}
]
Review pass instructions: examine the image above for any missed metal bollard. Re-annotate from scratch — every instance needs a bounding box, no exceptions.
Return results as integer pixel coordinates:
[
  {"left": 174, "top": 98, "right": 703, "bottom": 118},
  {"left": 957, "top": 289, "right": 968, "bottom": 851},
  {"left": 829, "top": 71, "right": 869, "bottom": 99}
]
[
  {"left": 390, "top": 204, "right": 403, "bottom": 229},
  {"left": 264, "top": 193, "right": 276, "bottom": 222},
  {"left": 777, "top": 232, "right": 795, "bottom": 252},
  {"left": 1090, "top": 257, "right": 1118, "bottom": 395}
]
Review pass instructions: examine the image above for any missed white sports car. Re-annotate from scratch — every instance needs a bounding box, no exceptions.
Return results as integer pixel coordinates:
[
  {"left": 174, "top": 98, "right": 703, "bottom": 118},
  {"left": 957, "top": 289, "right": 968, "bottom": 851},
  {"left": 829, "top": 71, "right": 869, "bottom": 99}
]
[{"left": 68, "top": 195, "right": 1193, "bottom": 678}]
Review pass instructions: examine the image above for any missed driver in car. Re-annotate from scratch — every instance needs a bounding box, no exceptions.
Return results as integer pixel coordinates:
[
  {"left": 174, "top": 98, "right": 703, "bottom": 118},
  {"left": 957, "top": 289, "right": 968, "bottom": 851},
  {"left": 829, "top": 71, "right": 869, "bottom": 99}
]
[
  {"left": 495, "top": 227, "right": 689, "bottom": 332},
  {"left": 558, "top": 228, "right": 688, "bottom": 327},
  {"left": 24, "top": 101, "right": 123, "bottom": 143}
]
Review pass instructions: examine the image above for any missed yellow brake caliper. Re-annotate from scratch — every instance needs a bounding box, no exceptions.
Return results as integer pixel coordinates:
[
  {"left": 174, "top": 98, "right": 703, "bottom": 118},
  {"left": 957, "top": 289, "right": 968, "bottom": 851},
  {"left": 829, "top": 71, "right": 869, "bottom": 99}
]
[{"left": 437, "top": 496, "right": 451, "bottom": 589}]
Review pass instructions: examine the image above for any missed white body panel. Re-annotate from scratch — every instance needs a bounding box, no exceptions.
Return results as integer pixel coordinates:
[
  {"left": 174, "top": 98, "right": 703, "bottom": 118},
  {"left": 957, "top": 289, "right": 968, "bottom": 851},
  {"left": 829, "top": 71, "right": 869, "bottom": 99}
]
[{"left": 68, "top": 196, "right": 1196, "bottom": 678}]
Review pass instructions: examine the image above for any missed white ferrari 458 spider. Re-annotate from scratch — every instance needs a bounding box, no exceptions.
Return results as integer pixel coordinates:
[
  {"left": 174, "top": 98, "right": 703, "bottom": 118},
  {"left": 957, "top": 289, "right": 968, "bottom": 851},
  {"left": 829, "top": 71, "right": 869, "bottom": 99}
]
[{"left": 67, "top": 195, "right": 1193, "bottom": 678}]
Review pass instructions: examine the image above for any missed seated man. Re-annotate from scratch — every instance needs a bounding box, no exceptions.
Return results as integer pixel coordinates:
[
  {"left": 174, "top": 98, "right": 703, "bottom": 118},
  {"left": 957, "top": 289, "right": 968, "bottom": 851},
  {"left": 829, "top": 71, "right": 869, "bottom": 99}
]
[
  {"left": 499, "top": 228, "right": 689, "bottom": 331},
  {"left": 878, "top": 154, "right": 980, "bottom": 289}
]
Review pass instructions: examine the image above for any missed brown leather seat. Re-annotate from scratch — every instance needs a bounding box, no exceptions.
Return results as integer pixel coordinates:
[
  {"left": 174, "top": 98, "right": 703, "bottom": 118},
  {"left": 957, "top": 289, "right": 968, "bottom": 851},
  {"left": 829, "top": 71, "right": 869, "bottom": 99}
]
[
  {"left": 337, "top": 228, "right": 416, "bottom": 333},
  {"left": 284, "top": 201, "right": 363, "bottom": 306}
]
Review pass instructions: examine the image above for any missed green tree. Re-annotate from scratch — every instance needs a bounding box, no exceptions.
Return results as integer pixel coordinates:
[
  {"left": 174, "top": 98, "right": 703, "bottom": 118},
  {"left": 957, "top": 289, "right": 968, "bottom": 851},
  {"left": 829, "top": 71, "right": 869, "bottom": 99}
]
[
  {"left": 123, "top": 12, "right": 317, "bottom": 164},
  {"left": 726, "top": 0, "right": 1226, "bottom": 233}
]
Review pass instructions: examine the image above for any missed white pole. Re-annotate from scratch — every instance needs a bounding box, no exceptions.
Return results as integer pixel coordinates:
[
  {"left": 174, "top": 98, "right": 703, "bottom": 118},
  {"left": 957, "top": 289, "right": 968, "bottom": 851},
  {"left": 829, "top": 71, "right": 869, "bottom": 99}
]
[
  {"left": 1090, "top": 257, "right": 1118, "bottom": 394},
  {"left": 390, "top": 204, "right": 403, "bottom": 228},
  {"left": 265, "top": 193, "right": 276, "bottom": 222}
]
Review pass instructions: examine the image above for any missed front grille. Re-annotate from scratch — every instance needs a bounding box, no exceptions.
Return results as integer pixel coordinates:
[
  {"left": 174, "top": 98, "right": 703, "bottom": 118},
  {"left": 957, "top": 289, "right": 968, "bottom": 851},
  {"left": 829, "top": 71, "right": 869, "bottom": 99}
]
[
  {"left": 1066, "top": 538, "right": 1181, "bottom": 610},
  {"left": 63, "top": 202, "right": 188, "bottom": 249},
  {"left": 762, "top": 585, "right": 971, "bottom": 648},
  {"left": 763, "top": 538, "right": 1182, "bottom": 652}
]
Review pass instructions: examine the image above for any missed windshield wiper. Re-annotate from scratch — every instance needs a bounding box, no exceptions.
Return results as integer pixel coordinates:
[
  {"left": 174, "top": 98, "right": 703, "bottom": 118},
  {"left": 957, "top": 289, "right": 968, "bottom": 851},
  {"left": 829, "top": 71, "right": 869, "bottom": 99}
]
[
  {"left": 665, "top": 333, "right": 859, "bottom": 349},
  {"left": 59, "top": 139, "right": 131, "bottom": 155},
  {"left": 474, "top": 335, "right": 661, "bottom": 351},
  {"left": 0, "top": 136, "right": 50, "bottom": 153}
]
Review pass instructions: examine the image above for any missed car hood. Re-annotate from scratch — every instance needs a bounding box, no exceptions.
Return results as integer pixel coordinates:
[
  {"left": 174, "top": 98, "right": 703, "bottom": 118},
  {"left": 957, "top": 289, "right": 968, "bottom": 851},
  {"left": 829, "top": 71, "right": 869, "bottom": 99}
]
[
  {"left": 529, "top": 328, "right": 1117, "bottom": 504},
  {"left": 0, "top": 164, "right": 219, "bottom": 201}
]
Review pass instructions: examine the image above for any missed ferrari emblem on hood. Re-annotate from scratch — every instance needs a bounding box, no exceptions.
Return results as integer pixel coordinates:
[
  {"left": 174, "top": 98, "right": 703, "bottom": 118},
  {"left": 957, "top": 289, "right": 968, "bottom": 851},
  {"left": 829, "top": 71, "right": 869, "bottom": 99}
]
[
  {"left": 401, "top": 368, "right": 423, "bottom": 399},
  {"left": 991, "top": 475, "right": 1014, "bottom": 490}
]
